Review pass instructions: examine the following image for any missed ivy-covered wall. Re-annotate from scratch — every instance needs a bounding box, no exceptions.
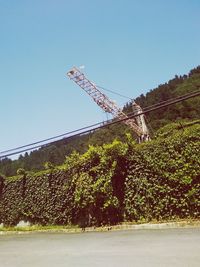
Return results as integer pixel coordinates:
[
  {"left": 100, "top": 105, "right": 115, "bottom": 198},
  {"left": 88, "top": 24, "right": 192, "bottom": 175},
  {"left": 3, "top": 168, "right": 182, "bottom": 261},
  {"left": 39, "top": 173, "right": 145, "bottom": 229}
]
[
  {"left": 0, "top": 121, "right": 199, "bottom": 226},
  {"left": 125, "top": 121, "right": 200, "bottom": 221}
]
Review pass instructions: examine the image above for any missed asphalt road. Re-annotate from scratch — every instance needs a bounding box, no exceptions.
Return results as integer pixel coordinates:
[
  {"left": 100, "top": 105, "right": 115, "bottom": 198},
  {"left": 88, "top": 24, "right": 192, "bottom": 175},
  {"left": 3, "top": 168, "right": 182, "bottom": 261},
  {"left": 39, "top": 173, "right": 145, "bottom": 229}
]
[{"left": 0, "top": 228, "right": 199, "bottom": 267}]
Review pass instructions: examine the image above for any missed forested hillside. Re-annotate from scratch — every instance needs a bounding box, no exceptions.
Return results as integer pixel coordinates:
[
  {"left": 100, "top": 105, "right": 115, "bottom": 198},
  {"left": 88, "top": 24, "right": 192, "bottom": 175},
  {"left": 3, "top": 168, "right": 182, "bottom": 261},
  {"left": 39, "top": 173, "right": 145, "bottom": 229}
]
[
  {"left": 124, "top": 66, "right": 200, "bottom": 129},
  {"left": 0, "top": 66, "right": 200, "bottom": 176}
]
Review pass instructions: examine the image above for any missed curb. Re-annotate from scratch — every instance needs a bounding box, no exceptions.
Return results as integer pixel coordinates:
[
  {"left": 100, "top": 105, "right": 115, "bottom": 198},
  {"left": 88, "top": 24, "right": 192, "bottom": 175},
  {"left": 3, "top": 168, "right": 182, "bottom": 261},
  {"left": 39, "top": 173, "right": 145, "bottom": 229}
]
[{"left": 0, "top": 221, "right": 200, "bottom": 235}]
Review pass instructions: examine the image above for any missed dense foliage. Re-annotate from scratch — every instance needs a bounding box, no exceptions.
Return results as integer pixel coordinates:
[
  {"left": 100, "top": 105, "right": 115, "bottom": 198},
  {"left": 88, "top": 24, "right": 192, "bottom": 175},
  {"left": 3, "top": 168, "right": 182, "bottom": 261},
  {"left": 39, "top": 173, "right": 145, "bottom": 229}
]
[
  {"left": 125, "top": 120, "right": 200, "bottom": 221},
  {"left": 0, "top": 121, "right": 199, "bottom": 226}
]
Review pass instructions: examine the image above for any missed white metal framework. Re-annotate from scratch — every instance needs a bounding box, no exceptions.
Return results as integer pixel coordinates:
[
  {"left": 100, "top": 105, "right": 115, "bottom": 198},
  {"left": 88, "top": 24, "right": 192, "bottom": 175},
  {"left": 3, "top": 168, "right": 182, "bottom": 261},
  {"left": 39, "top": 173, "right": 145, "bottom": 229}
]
[{"left": 67, "top": 67, "right": 150, "bottom": 142}]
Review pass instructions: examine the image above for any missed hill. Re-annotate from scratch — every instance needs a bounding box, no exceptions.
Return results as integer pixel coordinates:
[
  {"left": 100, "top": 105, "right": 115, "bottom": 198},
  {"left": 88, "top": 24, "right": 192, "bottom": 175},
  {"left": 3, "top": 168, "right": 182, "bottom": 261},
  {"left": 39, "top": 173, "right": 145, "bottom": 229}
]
[
  {"left": 123, "top": 66, "right": 200, "bottom": 130},
  {"left": 0, "top": 66, "right": 200, "bottom": 176}
]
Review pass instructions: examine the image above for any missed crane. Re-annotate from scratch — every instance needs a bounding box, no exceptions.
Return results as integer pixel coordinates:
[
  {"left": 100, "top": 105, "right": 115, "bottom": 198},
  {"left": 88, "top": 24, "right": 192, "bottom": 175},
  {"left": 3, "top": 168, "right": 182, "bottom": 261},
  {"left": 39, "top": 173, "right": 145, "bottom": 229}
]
[{"left": 67, "top": 67, "right": 150, "bottom": 142}]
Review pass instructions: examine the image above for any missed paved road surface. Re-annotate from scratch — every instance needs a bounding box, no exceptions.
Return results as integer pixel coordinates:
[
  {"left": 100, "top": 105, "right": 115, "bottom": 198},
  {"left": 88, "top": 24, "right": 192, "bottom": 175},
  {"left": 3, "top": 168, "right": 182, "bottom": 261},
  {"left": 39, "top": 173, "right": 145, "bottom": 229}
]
[{"left": 0, "top": 228, "right": 200, "bottom": 267}]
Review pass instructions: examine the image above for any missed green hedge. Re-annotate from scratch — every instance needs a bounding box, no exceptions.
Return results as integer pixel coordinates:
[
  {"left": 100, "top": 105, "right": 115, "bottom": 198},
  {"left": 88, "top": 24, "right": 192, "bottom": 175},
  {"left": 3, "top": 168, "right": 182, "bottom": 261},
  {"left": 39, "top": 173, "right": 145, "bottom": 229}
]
[
  {"left": 125, "top": 121, "right": 200, "bottom": 221},
  {"left": 0, "top": 121, "right": 199, "bottom": 226}
]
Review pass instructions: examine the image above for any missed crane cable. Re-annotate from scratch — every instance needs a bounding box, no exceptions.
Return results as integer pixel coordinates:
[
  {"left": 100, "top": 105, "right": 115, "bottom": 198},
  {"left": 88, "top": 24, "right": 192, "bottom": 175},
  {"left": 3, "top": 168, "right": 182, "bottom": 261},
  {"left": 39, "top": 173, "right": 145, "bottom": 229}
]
[{"left": 97, "top": 85, "right": 133, "bottom": 100}]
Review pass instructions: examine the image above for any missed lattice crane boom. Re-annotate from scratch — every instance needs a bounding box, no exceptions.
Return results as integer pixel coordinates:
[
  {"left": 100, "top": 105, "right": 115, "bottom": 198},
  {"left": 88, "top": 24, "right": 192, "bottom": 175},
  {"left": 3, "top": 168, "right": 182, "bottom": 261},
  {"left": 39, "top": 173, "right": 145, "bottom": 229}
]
[{"left": 67, "top": 67, "right": 149, "bottom": 141}]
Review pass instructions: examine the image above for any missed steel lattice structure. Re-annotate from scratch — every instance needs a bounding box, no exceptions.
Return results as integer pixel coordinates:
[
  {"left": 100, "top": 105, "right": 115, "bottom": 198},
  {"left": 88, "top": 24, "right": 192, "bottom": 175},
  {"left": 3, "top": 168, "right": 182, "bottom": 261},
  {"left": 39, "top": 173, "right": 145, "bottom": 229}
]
[{"left": 67, "top": 67, "right": 149, "bottom": 141}]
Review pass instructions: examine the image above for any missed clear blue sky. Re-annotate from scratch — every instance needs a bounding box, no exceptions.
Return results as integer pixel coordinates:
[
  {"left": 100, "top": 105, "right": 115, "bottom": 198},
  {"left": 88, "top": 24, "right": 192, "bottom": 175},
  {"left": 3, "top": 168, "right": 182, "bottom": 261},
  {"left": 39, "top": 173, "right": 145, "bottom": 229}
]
[{"left": 0, "top": 0, "right": 200, "bottom": 155}]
